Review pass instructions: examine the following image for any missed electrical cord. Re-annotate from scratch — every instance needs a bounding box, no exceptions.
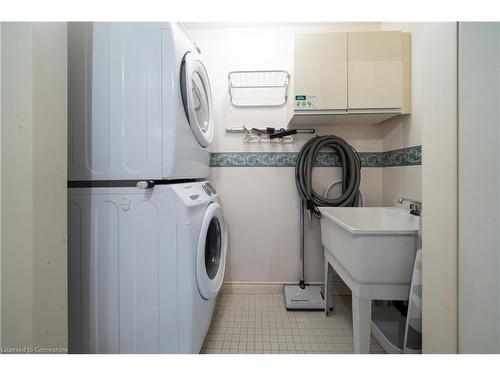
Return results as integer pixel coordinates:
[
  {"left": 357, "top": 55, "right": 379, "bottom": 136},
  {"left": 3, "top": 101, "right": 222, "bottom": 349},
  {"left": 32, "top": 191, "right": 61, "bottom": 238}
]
[{"left": 295, "top": 135, "right": 362, "bottom": 218}]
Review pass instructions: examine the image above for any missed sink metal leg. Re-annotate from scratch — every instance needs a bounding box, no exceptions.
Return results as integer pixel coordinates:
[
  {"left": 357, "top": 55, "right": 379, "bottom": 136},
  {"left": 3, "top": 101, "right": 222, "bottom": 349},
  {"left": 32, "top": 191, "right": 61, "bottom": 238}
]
[
  {"left": 324, "top": 260, "right": 334, "bottom": 316},
  {"left": 352, "top": 294, "right": 372, "bottom": 354}
]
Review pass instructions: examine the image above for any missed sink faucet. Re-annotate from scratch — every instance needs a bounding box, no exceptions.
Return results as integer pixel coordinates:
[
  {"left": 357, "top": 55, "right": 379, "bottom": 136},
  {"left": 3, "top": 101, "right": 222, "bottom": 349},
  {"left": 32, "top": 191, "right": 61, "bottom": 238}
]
[{"left": 398, "top": 197, "right": 422, "bottom": 216}]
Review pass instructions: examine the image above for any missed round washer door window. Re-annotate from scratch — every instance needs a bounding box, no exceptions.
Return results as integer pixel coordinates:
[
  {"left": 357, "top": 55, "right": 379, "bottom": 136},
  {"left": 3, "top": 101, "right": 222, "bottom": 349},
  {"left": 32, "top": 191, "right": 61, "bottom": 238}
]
[
  {"left": 181, "top": 51, "right": 214, "bottom": 148},
  {"left": 205, "top": 218, "right": 222, "bottom": 280},
  {"left": 196, "top": 202, "right": 228, "bottom": 300}
]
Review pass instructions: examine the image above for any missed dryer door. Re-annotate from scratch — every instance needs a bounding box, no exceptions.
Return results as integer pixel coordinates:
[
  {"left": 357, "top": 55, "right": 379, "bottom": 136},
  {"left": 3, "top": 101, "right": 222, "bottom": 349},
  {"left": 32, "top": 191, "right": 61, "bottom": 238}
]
[
  {"left": 196, "top": 202, "right": 228, "bottom": 300},
  {"left": 181, "top": 51, "right": 214, "bottom": 148}
]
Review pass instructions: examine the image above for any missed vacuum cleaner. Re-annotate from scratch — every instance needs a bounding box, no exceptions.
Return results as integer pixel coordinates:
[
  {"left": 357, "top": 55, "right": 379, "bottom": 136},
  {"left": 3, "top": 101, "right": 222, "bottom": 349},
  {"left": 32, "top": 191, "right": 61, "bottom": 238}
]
[{"left": 284, "top": 135, "right": 361, "bottom": 310}]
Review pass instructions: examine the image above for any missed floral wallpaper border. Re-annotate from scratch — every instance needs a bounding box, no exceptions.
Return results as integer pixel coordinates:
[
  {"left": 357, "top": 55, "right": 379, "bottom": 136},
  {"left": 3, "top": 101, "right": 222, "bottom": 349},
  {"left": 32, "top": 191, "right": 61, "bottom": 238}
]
[{"left": 210, "top": 145, "right": 421, "bottom": 168}]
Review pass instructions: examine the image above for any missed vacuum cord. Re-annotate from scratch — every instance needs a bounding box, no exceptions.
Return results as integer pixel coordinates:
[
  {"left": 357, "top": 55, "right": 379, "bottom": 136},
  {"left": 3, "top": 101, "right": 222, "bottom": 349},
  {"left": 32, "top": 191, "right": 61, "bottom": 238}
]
[{"left": 295, "top": 135, "right": 362, "bottom": 218}]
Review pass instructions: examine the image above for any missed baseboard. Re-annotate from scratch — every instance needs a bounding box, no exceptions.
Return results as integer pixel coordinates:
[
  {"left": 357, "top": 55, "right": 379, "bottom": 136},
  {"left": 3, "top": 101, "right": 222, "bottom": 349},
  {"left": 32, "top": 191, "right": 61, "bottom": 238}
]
[
  {"left": 221, "top": 282, "right": 309, "bottom": 295},
  {"left": 221, "top": 280, "right": 351, "bottom": 296}
]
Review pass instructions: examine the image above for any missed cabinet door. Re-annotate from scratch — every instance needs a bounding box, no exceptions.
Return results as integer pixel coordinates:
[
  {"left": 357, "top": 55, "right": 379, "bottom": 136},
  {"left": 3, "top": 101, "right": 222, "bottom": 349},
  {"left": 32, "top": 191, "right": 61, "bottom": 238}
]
[
  {"left": 294, "top": 32, "right": 347, "bottom": 110},
  {"left": 348, "top": 31, "right": 403, "bottom": 110}
]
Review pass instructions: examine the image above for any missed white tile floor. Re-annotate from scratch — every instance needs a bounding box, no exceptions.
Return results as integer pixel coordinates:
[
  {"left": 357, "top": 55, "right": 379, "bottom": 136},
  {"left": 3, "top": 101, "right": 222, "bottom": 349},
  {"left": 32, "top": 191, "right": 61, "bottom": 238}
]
[{"left": 201, "top": 292, "right": 384, "bottom": 354}]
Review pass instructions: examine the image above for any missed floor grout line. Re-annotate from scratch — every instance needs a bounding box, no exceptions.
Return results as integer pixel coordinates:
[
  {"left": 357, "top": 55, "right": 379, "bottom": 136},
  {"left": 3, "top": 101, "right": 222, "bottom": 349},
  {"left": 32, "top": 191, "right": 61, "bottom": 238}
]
[{"left": 201, "top": 293, "right": 385, "bottom": 354}]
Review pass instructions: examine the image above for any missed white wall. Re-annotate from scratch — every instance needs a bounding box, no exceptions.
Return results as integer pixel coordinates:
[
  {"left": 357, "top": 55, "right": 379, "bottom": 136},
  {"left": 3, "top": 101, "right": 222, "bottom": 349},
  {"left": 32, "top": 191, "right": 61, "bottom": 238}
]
[
  {"left": 0, "top": 23, "right": 2, "bottom": 349},
  {"left": 420, "top": 23, "right": 458, "bottom": 353},
  {"left": 1, "top": 23, "right": 35, "bottom": 349},
  {"left": 458, "top": 22, "right": 500, "bottom": 353},
  {"left": 380, "top": 23, "right": 459, "bottom": 353},
  {"left": 1, "top": 23, "right": 67, "bottom": 352},
  {"left": 188, "top": 23, "right": 384, "bottom": 284},
  {"left": 380, "top": 23, "right": 423, "bottom": 206}
]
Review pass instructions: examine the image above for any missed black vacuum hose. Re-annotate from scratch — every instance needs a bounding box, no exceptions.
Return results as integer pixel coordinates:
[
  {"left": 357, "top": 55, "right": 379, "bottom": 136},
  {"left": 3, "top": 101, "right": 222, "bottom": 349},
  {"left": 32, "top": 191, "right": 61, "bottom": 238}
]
[{"left": 295, "top": 135, "right": 362, "bottom": 218}]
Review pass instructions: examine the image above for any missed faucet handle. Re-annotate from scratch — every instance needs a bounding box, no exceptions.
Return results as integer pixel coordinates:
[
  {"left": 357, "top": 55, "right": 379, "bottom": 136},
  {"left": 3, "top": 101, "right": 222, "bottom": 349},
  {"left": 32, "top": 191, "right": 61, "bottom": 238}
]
[
  {"left": 398, "top": 197, "right": 422, "bottom": 216},
  {"left": 398, "top": 197, "right": 421, "bottom": 206}
]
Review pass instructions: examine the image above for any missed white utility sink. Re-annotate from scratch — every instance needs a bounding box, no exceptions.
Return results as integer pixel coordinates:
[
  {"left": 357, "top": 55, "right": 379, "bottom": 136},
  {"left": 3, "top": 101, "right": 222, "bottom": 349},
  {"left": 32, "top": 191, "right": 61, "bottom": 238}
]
[
  {"left": 319, "top": 207, "right": 419, "bottom": 285},
  {"left": 319, "top": 207, "right": 420, "bottom": 354}
]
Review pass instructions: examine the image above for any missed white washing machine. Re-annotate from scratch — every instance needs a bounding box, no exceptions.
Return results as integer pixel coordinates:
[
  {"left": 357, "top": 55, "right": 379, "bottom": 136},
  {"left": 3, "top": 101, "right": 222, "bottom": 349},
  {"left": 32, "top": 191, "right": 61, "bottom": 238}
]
[
  {"left": 68, "top": 181, "right": 228, "bottom": 353},
  {"left": 174, "top": 182, "right": 228, "bottom": 353},
  {"left": 68, "top": 22, "right": 214, "bottom": 181}
]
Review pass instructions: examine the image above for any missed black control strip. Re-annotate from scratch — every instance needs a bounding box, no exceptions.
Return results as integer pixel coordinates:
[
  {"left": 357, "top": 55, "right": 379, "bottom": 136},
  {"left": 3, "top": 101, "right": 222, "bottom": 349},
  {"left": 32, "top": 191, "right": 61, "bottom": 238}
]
[{"left": 68, "top": 179, "right": 200, "bottom": 188}]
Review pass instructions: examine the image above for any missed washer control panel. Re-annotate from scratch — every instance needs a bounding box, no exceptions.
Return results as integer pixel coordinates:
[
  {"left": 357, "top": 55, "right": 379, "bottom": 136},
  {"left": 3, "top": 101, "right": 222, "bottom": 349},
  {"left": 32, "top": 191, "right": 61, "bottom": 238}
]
[
  {"left": 202, "top": 182, "right": 216, "bottom": 196},
  {"left": 171, "top": 181, "right": 217, "bottom": 207}
]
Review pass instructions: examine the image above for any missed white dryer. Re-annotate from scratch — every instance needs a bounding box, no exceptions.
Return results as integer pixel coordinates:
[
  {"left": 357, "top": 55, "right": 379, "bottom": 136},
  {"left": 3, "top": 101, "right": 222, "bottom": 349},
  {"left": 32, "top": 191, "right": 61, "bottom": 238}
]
[
  {"left": 68, "top": 22, "right": 214, "bottom": 181},
  {"left": 68, "top": 181, "right": 228, "bottom": 353}
]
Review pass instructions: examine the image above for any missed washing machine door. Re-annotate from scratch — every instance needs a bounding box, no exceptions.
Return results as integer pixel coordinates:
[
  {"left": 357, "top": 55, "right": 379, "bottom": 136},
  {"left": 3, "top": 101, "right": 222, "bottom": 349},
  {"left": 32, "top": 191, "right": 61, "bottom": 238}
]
[
  {"left": 196, "top": 202, "right": 228, "bottom": 300},
  {"left": 181, "top": 51, "right": 214, "bottom": 148}
]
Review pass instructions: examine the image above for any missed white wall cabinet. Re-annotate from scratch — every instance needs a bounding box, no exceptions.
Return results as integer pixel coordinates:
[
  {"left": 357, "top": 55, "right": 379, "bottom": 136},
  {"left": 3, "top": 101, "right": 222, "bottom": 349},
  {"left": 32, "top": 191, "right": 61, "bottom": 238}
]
[
  {"left": 292, "top": 30, "right": 411, "bottom": 124},
  {"left": 348, "top": 31, "right": 407, "bottom": 110},
  {"left": 294, "top": 32, "right": 348, "bottom": 110}
]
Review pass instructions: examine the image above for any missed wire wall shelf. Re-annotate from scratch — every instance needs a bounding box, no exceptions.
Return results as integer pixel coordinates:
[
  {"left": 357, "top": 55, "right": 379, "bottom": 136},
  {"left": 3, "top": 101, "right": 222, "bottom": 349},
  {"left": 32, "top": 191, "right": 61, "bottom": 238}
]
[{"left": 228, "top": 70, "right": 290, "bottom": 107}]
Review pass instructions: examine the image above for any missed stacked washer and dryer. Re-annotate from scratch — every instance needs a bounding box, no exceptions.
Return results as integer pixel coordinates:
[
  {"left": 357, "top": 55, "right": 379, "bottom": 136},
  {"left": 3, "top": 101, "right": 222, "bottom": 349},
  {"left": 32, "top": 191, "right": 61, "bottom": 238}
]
[{"left": 67, "top": 23, "right": 228, "bottom": 354}]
